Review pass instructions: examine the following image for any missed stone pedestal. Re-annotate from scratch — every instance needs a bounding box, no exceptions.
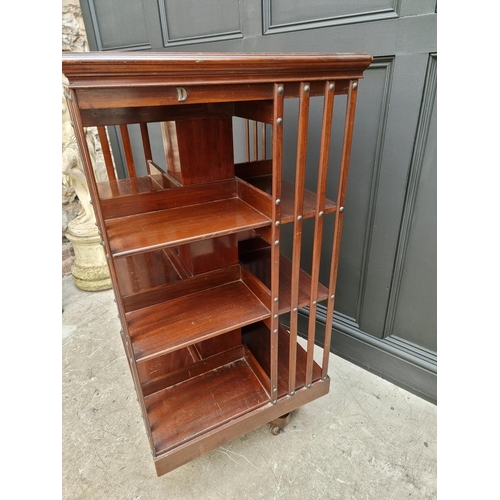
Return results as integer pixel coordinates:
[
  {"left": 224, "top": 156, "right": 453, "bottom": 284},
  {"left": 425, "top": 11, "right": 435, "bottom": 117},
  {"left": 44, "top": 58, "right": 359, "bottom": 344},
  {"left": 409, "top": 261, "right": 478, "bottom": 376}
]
[{"left": 65, "top": 219, "right": 111, "bottom": 291}]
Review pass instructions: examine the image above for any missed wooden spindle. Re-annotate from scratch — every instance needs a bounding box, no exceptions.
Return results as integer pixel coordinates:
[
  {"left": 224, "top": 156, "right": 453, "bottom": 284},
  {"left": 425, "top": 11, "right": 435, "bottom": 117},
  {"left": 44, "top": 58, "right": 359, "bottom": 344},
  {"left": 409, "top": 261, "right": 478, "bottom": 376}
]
[
  {"left": 305, "top": 81, "right": 335, "bottom": 385},
  {"left": 322, "top": 80, "right": 359, "bottom": 377},
  {"left": 120, "top": 124, "right": 136, "bottom": 178},
  {"left": 97, "top": 126, "right": 116, "bottom": 181},
  {"left": 244, "top": 119, "right": 250, "bottom": 162},
  {"left": 289, "top": 82, "right": 310, "bottom": 394},
  {"left": 140, "top": 123, "right": 153, "bottom": 174},
  {"left": 261, "top": 122, "right": 267, "bottom": 160},
  {"left": 270, "top": 83, "right": 284, "bottom": 404},
  {"left": 253, "top": 120, "right": 258, "bottom": 161}
]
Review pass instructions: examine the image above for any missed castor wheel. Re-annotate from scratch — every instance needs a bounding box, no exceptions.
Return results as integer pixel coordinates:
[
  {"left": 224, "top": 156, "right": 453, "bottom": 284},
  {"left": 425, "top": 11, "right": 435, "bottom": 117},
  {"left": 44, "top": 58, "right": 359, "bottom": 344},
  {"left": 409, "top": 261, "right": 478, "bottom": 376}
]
[
  {"left": 268, "top": 412, "right": 291, "bottom": 435},
  {"left": 270, "top": 425, "right": 282, "bottom": 436}
]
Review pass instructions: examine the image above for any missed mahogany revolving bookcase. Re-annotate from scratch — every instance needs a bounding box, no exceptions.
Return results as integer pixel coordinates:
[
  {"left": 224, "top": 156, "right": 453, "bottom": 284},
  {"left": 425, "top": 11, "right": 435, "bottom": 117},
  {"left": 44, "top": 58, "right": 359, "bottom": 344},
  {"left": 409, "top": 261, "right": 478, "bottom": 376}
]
[{"left": 62, "top": 52, "right": 372, "bottom": 476}]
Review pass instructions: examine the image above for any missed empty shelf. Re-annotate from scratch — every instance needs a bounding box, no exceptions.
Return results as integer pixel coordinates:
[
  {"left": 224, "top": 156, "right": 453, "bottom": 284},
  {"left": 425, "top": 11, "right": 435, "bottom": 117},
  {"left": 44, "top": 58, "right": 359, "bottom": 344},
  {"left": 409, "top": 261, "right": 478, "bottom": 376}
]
[
  {"left": 145, "top": 346, "right": 270, "bottom": 455},
  {"left": 128, "top": 279, "right": 270, "bottom": 363},
  {"left": 239, "top": 245, "right": 329, "bottom": 313},
  {"left": 238, "top": 177, "right": 337, "bottom": 223},
  {"left": 242, "top": 322, "right": 322, "bottom": 398},
  {"left": 106, "top": 198, "right": 270, "bottom": 258}
]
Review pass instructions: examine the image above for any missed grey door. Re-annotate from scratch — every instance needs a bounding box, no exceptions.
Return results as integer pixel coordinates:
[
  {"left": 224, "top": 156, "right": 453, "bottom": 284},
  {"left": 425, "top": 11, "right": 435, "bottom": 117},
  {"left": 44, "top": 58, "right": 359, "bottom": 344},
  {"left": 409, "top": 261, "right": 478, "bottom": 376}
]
[{"left": 79, "top": 0, "right": 437, "bottom": 403}]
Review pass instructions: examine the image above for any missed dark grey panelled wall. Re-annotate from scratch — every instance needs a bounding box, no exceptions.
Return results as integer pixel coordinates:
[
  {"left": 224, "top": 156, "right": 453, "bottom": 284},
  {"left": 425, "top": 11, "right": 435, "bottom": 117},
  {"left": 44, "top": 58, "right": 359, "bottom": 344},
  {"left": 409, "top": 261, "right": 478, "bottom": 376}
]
[{"left": 79, "top": 0, "right": 437, "bottom": 403}]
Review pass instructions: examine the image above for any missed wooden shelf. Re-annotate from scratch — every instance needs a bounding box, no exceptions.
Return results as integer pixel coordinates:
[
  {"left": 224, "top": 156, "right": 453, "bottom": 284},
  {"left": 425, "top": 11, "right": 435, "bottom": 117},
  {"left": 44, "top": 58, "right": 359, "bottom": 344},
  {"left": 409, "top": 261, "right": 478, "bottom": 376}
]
[
  {"left": 106, "top": 198, "right": 270, "bottom": 258},
  {"left": 127, "top": 279, "right": 270, "bottom": 363},
  {"left": 235, "top": 164, "right": 336, "bottom": 223},
  {"left": 281, "top": 179, "right": 336, "bottom": 223},
  {"left": 275, "top": 325, "right": 322, "bottom": 397},
  {"left": 145, "top": 345, "right": 270, "bottom": 455},
  {"left": 239, "top": 242, "right": 329, "bottom": 313}
]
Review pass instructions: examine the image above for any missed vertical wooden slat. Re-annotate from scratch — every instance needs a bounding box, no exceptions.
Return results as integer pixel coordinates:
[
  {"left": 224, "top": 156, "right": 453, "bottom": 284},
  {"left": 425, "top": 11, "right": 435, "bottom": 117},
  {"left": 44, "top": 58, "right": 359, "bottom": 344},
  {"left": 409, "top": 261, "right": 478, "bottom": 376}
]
[
  {"left": 270, "top": 83, "right": 284, "bottom": 404},
  {"left": 261, "top": 122, "right": 267, "bottom": 160},
  {"left": 305, "top": 81, "right": 335, "bottom": 385},
  {"left": 120, "top": 124, "right": 137, "bottom": 178},
  {"left": 97, "top": 126, "right": 116, "bottom": 181},
  {"left": 289, "top": 82, "right": 310, "bottom": 394},
  {"left": 253, "top": 120, "right": 258, "bottom": 161},
  {"left": 140, "top": 123, "right": 153, "bottom": 174},
  {"left": 244, "top": 119, "right": 250, "bottom": 162},
  {"left": 322, "top": 80, "right": 360, "bottom": 377}
]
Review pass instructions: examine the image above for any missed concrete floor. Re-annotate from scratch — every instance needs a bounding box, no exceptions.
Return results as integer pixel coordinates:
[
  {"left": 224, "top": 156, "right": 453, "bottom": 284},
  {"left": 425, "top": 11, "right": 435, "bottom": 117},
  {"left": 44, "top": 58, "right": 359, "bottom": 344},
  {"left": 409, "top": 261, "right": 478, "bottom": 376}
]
[{"left": 62, "top": 275, "right": 437, "bottom": 500}]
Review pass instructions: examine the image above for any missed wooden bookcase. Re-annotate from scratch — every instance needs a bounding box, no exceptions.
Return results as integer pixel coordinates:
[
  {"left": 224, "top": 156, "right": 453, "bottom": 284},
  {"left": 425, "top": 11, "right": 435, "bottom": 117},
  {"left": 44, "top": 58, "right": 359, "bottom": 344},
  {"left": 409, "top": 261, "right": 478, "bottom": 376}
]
[{"left": 62, "top": 52, "right": 372, "bottom": 476}]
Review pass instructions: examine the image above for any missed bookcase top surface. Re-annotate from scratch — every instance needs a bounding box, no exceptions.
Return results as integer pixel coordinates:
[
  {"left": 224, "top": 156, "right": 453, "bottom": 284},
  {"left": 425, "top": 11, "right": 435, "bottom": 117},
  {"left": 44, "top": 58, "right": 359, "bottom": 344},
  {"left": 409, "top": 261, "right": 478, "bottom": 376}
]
[{"left": 62, "top": 51, "right": 373, "bottom": 87}]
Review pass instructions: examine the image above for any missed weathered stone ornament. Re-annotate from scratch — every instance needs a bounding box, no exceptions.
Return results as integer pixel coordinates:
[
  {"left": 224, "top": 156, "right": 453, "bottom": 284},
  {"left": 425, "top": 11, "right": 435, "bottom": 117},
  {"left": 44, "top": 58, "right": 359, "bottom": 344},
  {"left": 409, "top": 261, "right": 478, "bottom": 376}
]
[{"left": 62, "top": 84, "right": 111, "bottom": 291}]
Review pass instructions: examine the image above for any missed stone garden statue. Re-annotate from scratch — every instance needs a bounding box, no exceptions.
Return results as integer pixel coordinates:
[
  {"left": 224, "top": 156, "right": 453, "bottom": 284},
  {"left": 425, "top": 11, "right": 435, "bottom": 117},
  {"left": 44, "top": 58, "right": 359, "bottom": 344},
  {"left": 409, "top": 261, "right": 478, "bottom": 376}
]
[{"left": 62, "top": 80, "right": 111, "bottom": 291}]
